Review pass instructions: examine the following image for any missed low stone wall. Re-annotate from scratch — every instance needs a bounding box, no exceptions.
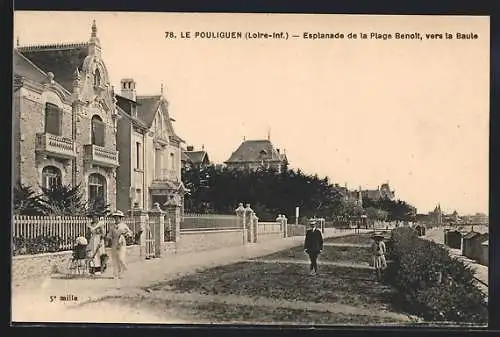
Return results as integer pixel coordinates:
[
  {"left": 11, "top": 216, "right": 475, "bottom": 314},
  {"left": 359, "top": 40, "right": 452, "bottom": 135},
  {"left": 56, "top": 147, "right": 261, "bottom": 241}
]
[
  {"left": 287, "top": 224, "right": 305, "bottom": 237},
  {"left": 176, "top": 228, "right": 245, "bottom": 254},
  {"left": 257, "top": 223, "right": 282, "bottom": 241},
  {"left": 12, "top": 245, "right": 142, "bottom": 285}
]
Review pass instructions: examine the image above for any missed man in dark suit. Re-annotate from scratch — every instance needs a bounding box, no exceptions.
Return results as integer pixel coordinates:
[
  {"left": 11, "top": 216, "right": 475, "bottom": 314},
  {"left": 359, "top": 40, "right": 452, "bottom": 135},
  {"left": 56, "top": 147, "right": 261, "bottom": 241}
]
[{"left": 304, "top": 219, "right": 324, "bottom": 275}]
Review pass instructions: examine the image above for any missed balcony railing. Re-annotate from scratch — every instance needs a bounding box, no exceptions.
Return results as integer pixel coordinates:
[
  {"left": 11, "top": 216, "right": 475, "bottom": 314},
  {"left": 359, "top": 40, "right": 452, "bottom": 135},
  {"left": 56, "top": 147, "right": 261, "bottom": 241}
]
[
  {"left": 83, "top": 144, "right": 119, "bottom": 168},
  {"left": 153, "top": 168, "right": 180, "bottom": 183},
  {"left": 35, "top": 133, "right": 76, "bottom": 159}
]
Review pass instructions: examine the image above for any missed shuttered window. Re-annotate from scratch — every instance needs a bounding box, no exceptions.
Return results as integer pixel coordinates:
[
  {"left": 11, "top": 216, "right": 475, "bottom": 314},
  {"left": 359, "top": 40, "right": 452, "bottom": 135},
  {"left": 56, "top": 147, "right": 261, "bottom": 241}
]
[
  {"left": 44, "top": 103, "right": 61, "bottom": 135},
  {"left": 91, "top": 115, "right": 105, "bottom": 147}
]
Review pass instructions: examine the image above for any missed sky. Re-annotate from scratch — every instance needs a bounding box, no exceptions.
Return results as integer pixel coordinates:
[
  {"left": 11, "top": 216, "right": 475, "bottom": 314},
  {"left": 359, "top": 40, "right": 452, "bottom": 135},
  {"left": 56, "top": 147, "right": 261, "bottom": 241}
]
[{"left": 13, "top": 12, "right": 489, "bottom": 215}]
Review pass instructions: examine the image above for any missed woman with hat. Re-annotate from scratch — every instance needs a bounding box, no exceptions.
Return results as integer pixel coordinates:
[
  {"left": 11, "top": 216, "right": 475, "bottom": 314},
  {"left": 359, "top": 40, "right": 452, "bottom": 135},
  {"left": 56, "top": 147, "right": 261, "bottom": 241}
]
[
  {"left": 106, "top": 210, "right": 133, "bottom": 280},
  {"left": 371, "top": 233, "right": 387, "bottom": 281},
  {"left": 86, "top": 215, "right": 107, "bottom": 275}
]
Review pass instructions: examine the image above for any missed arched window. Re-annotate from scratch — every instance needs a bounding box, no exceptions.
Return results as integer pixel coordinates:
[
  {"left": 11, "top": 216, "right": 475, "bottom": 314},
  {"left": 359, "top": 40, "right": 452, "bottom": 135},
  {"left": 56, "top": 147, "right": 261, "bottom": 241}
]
[
  {"left": 44, "top": 103, "right": 62, "bottom": 135},
  {"left": 91, "top": 115, "right": 105, "bottom": 147},
  {"left": 88, "top": 173, "right": 106, "bottom": 205},
  {"left": 42, "top": 166, "right": 62, "bottom": 189},
  {"left": 94, "top": 68, "right": 101, "bottom": 87}
]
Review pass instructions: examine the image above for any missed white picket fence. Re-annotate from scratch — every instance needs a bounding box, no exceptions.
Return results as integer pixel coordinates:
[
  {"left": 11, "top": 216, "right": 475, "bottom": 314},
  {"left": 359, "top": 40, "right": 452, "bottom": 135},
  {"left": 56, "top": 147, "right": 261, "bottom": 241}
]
[{"left": 12, "top": 215, "right": 140, "bottom": 253}]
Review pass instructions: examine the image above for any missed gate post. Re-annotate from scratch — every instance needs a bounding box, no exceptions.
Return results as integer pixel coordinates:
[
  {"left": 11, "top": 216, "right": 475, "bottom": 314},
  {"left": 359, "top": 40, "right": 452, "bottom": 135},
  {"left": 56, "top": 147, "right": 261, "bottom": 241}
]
[
  {"left": 244, "top": 204, "right": 254, "bottom": 243},
  {"left": 235, "top": 203, "right": 246, "bottom": 244},
  {"left": 283, "top": 215, "right": 288, "bottom": 238},
  {"left": 164, "top": 196, "right": 181, "bottom": 243},
  {"left": 127, "top": 208, "right": 149, "bottom": 258},
  {"left": 148, "top": 202, "right": 165, "bottom": 258},
  {"left": 252, "top": 212, "right": 259, "bottom": 243}
]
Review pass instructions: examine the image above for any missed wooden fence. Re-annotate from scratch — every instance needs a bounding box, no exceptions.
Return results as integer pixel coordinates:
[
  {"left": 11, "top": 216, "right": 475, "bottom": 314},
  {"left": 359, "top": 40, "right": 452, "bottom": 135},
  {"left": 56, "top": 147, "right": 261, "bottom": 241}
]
[{"left": 12, "top": 215, "right": 141, "bottom": 255}]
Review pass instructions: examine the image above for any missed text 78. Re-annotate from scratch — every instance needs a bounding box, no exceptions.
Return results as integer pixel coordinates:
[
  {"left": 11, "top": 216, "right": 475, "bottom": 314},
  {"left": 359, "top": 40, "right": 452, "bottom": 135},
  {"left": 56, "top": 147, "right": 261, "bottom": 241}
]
[{"left": 165, "top": 32, "right": 176, "bottom": 39}]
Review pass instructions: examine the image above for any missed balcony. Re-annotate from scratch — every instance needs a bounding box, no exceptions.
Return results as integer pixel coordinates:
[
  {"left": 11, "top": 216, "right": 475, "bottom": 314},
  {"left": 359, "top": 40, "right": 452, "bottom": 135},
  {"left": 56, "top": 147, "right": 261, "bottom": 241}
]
[
  {"left": 150, "top": 168, "right": 181, "bottom": 192},
  {"left": 83, "top": 144, "right": 119, "bottom": 168},
  {"left": 35, "top": 133, "right": 76, "bottom": 159}
]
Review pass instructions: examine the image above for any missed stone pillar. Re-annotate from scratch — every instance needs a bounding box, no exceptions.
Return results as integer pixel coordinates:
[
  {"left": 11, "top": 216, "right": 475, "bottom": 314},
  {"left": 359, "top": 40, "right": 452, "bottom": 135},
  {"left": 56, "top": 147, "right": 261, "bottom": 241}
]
[
  {"left": 165, "top": 205, "right": 181, "bottom": 242},
  {"left": 127, "top": 208, "right": 149, "bottom": 258},
  {"left": 149, "top": 202, "right": 165, "bottom": 257},
  {"left": 148, "top": 202, "right": 165, "bottom": 258},
  {"left": 252, "top": 212, "right": 259, "bottom": 243},
  {"left": 244, "top": 204, "right": 254, "bottom": 243},
  {"left": 283, "top": 215, "right": 288, "bottom": 238},
  {"left": 235, "top": 203, "right": 246, "bottom": 244},
  {"left": 276, "top": 214, "right": 283, "bottom": 232}
]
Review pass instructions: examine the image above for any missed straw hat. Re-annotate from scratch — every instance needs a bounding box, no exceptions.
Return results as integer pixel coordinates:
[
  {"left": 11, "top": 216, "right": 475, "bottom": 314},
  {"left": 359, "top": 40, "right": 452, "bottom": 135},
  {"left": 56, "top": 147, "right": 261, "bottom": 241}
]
[{"left": 111, "top": 210, "right": 125, "bottom": 217}]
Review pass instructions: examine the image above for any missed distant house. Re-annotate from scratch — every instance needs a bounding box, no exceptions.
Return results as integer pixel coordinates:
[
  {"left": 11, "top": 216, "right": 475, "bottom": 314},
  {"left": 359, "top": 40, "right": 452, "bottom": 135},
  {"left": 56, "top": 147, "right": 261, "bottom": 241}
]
[
  {"left": 182, "top": 145, "right": 210, "bottom": 170},
  {"left": 428, "top": 204, "right": 443, "bottom": 226},
  {"left": 361, "top": 182, "right": 395, "bottom": 201},
  {"left": 224, "top": 139, "right": 288, "bottom": 173}
]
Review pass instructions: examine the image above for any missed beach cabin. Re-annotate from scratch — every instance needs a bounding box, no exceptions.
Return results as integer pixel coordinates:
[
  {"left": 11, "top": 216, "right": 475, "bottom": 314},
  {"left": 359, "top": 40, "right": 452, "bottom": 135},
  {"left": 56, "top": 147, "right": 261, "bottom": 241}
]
[
  {"left": 479, "top": 240, "right": 488, "bottom": 266},
  {"left": 470, "top": 233, "right": 489, "bottom": 261},
  {"left": 462, "top": 231, "right": 484, "bottom": 259},
  {"left": 445, "top": 230, "right": 462, "bottom": 249}
]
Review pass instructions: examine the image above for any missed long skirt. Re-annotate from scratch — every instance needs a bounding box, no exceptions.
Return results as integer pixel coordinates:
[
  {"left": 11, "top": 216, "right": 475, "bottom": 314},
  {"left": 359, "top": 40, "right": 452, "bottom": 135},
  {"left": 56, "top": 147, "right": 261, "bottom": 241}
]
[
  {"left": 87, "top": 235, "right": 104, "bottom": 268},
  {"left": 111, "top": 246, "right": 127, "bottom": 277},
  {"left": 373, "top": 254, "right": 387, "bottom": 270}
]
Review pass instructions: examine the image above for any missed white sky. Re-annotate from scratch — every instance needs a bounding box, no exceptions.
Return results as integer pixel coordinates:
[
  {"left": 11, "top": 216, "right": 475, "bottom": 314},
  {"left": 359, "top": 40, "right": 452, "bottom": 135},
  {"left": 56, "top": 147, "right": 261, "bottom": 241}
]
[{"left": 13, "top": 11, "right": 490, "bottom": 215}]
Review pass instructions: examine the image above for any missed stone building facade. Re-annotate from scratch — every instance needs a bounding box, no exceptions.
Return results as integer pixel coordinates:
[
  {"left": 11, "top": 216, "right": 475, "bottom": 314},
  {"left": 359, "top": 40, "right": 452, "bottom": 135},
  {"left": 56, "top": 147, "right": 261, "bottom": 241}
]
[
  {"left": 115, "top": 79, "right": 187, "bottom": 212},
  {"left": 13, "top": 21, "right": 119, "bottom": 209}
]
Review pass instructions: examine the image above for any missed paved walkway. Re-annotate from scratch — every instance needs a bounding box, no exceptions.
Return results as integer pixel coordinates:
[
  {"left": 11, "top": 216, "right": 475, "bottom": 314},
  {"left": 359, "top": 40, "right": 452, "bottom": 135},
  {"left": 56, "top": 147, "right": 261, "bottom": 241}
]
[{"left": 12, "top": 228, "right": 368, "bottom": 322}]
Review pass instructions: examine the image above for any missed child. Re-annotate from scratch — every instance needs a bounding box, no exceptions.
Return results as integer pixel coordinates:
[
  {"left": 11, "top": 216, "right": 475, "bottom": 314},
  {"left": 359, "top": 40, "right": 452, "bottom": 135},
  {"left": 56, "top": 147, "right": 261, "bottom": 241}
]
[{"left": 371, "top": 233, "right": 387, "bottom": 281}]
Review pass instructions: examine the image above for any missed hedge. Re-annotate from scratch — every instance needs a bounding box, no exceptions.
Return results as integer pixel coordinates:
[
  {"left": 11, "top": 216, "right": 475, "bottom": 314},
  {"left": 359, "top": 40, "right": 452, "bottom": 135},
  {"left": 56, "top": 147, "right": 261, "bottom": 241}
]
[{"left": 384, "top": 227, "right": 487, "bottom": 323}]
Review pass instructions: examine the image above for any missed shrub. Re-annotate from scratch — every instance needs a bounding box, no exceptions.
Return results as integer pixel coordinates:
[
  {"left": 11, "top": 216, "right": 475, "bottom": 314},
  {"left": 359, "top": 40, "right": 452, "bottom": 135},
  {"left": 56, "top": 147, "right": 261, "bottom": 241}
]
[{"left": 385, "top": 227, "right": 487, "bottom": 323}]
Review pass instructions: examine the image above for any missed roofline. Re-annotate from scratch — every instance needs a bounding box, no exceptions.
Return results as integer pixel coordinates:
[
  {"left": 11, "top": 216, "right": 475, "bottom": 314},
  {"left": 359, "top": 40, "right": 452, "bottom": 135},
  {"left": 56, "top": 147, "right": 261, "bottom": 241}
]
[
  {"left": 117, "top": 107, "right": 148, "bottom": 131},
  {"left": 115, "top": 93, "right": 138, "bottom": 104},
  {"left": 14, "top": 49, "right": 73, "bottom": 96},
  {"left": 17, "top": 42, "right": 90, "bottom": 52}
]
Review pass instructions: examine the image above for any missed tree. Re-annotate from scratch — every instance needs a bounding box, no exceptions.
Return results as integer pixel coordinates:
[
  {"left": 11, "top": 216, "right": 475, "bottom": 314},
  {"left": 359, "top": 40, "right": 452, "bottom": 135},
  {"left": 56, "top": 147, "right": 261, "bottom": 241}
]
[
  {"left": 13, "top": 181, "right": 47, "bottom": 216},
  {"left": 39, "top": 183, "right": 86, "bottom": 216}
]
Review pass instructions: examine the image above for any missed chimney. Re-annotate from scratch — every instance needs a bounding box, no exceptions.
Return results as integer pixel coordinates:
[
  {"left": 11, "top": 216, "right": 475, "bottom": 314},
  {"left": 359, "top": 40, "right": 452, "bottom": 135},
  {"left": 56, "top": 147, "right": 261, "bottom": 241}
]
[
  {"left": 120, "top": 78, "right": 136, "bottom": 102},
  {"left": 186, "top": 145, "right": 194, "bottom": 151}
]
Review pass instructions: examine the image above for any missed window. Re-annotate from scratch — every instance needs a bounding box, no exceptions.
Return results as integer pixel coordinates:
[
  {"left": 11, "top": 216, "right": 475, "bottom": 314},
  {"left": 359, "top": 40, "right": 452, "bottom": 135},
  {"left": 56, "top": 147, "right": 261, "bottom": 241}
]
[
  {"left": 170, "top": 153, "right": 175, "bottom": 170},
  {"left": 44, "top": 103, "right": 61, "bottom": 135},
  {"left": 88, "top": 173, "right": 106, "bottom": 205},
  {"left": 91, "top": 115, "right": 105, "bottom": 147},
  {"left": 135, "top": 189, "right": 142, "bottom": 208},
  {"left": 94, "top": 69, "right": 101, "bottom": 87},
  {"left": 136, "top": 142, "right": 142, "bottom": 169},
  {"left": 42, "top": 166, "right": 61, "bottom": 189}
]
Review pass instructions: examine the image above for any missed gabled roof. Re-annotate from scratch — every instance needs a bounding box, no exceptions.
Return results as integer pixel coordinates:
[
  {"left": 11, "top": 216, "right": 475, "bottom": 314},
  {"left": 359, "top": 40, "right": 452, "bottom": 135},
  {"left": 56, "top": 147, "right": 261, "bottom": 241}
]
[
  {"left": 116, "top": 106, "right": 148, "bottom": 130},
  {"left": 136, "top": 95, "right": 183, "bottom": 142},
  {"left": 463, "top": 231, "right": 480, "bottom": 239},
  {"left": 17, "top": 42, "right": 90, "bottom": 92},
  {"left": 13, "top": 49, "right": 48, "bottom": 84},
  {"left": 181, "top": 151, "right": 191, "bottom": 163},
  {"left": 185, "top": 151, "right": 209, "bottom": 165},
  {"left": 225, "top": 139, "right": 286, "bottom": 164}
]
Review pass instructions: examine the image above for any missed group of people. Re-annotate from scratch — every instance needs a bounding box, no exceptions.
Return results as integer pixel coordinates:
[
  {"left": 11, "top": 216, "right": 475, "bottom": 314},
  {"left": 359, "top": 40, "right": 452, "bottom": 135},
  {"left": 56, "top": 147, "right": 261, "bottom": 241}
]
[
  {"left": 80, "top": 210, "right": 134, "bottom": 279},
  {"left": 303, "top": 219, "right": 387, "bottom": 280}
]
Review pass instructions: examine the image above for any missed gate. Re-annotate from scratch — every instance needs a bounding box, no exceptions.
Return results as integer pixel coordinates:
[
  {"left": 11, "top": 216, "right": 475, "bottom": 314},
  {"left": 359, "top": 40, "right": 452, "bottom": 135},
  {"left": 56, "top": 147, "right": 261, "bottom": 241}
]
[{"left": 145, "top": 216, "right": 156, "bottom": 259}]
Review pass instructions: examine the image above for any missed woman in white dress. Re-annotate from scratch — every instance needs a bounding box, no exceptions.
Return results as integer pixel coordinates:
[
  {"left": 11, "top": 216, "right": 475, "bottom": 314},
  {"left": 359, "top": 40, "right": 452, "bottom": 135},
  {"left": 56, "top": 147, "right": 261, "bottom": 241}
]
[{"left": 87, "top": 216, "right": 106, "bottom": 275}]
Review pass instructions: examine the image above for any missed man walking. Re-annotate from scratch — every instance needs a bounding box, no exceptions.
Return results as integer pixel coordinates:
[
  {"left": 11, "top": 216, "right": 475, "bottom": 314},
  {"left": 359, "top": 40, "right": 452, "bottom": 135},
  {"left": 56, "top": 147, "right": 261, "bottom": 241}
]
[{"left": 304, "top": 219, "right": 324, "bottom": 275}]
